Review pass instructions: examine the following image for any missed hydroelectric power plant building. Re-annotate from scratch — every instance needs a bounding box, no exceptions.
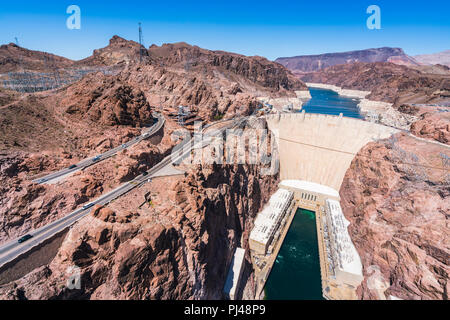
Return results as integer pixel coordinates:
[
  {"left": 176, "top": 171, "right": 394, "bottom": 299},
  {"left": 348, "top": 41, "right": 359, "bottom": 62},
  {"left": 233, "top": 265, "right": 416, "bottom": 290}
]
[
  {"left": 249, "top": 180, "right": 364, "bottom": 299},
  {"left": 323, "top": 199, "right": 363, "bottom": 287},
  {"left": 249, "top": 189, "right": 294, "bottom": 255}
]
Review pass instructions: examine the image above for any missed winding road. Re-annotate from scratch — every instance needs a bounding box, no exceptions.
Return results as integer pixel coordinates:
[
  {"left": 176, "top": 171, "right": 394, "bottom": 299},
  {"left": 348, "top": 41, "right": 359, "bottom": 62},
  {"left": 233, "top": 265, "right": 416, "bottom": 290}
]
[
  {"left": 0, "top": 116, "right": 244, "bottom": 268},
  {"left": 32, "top": 112, "right": 166, "bottom": 185}
]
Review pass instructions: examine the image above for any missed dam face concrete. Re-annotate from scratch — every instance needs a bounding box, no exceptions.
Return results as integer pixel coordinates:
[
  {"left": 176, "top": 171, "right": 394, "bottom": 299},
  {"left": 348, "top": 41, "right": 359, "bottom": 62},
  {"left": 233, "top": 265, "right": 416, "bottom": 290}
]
[{"left": 266, "top": 113, "right": 399, "bottom": 191}]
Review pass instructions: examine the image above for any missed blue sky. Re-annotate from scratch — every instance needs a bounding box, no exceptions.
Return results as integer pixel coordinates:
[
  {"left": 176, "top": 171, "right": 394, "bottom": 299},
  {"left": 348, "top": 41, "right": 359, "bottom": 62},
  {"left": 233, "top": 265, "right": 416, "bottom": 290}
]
[{"left": 0, "top": 0, "right": 449, "bottom": 61}]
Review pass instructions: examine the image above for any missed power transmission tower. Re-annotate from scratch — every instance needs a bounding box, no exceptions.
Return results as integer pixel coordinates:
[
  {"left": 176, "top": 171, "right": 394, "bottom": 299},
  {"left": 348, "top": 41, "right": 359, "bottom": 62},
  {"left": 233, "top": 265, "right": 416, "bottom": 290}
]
[
  {"left": 138, "top": 22, "right": 145, "bottom": 63},
  {"left": 14, "top": 37, "right": 24, "bottom": 73}
]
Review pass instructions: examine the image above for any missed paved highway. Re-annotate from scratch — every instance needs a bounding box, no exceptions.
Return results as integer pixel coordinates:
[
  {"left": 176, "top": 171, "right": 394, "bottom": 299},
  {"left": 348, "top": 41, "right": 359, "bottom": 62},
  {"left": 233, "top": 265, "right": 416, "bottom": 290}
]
[
  {"left": 0, "top": 116, "right": 244, "bottom": 268},
  {"left": 32, "top": 113, "right": 166, "bottom": 185}
]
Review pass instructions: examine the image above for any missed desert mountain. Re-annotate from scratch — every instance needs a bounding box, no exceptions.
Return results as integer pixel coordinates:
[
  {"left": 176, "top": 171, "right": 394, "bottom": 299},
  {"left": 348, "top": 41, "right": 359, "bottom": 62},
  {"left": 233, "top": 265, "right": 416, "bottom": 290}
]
[
  {"left": 0, "top": 35, "right": 149, "bottom": 74},
  {"left": 276, "top": 47, "right": 420, "bottom": 74},
  {"left": 148, "top": 42, "right": 305, "bottom": 93},
  {"left": 301, "top": 62, "right": 450, "bottom": 105},
  {"left": 1, "top": 35, "right": 306, "bottom": 152},
  {"left": 0, "top": 43, "right": 73, "bottom": 73},
  {"left": 414, "top": 50, "right": 450, "bottom": 67}
]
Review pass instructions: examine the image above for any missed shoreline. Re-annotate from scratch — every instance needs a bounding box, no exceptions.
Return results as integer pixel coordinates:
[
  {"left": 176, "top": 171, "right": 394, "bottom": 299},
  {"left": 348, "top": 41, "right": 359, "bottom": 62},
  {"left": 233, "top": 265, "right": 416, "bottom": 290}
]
[
  {"left": 258, "top": 90, "right": 312, "bottom": 111},
  {"left": 305, "top": 82, "right": 418, "bottom": 130}
]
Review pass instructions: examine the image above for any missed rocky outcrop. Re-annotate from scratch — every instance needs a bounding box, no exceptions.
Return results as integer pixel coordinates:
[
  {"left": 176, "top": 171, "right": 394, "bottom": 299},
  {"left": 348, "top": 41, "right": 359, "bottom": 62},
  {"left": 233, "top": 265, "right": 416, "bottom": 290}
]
[
  {"left": 60, "top": 73, "right": 155, "bottom": 127},
  {"left": 276, "top": 47, "right": 419, "bottom": 74},
  {"left": 74, "top": 35, "right": 149, "bottom": 67},
  {"left": 340, "top": 133, "right": 449, "bottom": 300},
  {"left": 410, "top": 111, "right": 450, "bottom": 145}
]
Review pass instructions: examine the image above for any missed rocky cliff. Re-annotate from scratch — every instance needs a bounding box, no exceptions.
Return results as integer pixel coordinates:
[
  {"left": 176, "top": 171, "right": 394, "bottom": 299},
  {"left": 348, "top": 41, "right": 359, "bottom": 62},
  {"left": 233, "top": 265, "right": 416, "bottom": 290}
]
[
  {"left": 149, "top": 42, "right": 306, "bottom": 94},
  {"left": 340, "top": 133, "right": 449, "bottom": 300}
]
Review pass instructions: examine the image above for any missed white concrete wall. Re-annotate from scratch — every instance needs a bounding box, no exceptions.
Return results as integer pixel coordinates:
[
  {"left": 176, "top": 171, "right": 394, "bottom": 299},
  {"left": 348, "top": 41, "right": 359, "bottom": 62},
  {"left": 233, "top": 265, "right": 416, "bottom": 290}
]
[{"left": 266, "top": 113, "right": 398, "bottom": 190}]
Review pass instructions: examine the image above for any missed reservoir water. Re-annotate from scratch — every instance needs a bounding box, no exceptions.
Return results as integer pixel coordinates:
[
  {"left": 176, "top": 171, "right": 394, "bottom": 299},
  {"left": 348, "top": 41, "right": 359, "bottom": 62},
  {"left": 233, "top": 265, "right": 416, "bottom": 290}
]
[
  {"left": 300, "top": 87, "right": 363, "bottom": 119},
  {"left": 264, "top": 88, "right": 362, "bottom": 300}
]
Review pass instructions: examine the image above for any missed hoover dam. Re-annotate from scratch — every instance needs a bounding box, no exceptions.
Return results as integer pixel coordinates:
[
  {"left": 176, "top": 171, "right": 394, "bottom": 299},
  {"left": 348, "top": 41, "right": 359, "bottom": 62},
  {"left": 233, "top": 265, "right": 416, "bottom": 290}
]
[
  {"left": 247, "top": 92, "right": 400, "bottom": 300},
  {"left": 266, "top": 112, "right": 398, "bottom": 190}
]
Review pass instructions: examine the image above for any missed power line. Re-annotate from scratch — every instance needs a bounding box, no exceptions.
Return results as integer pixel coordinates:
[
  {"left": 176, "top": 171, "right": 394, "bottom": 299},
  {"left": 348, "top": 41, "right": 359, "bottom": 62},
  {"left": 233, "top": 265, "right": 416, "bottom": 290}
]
[{"left": 278, "top": 136, "right": 450, "bottom": 172}]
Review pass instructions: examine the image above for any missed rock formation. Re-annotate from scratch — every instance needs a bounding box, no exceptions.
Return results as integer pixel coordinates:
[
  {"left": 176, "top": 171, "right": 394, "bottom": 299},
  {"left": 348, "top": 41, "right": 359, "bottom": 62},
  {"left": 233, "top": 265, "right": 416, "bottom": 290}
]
[
  {"left": 410, "top": 111, "right": 450, "bottom": 145},
  {"left": 340, "top": 133, "right": 449, "bottom": 300}
]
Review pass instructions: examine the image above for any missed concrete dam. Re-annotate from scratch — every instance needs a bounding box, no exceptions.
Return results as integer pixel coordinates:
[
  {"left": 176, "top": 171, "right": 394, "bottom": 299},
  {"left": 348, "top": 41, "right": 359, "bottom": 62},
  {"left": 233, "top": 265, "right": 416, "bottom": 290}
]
[
  {"left": 266, "top": 112, "right": 399, "bottom": 191},
  {"left": 245, "top": 112, "right": 400, "bottom": 300}
]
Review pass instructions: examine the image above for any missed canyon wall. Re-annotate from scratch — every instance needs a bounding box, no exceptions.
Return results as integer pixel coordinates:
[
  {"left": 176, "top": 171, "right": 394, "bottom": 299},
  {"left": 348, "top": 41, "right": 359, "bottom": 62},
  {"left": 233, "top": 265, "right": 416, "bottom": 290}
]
[{"left": 340, "top": 133, "right": 449, "bottom": 300}]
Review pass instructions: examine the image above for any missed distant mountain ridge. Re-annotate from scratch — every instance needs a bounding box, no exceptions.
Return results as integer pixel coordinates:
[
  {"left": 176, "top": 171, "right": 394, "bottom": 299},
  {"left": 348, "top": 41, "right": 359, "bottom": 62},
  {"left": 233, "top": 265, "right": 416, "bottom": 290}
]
[
  {"left": 275, "top": 47, "right": 420, "bottom": 73},
  {"left": 414, "top": 50, "right": 450, "bottom": 67}
]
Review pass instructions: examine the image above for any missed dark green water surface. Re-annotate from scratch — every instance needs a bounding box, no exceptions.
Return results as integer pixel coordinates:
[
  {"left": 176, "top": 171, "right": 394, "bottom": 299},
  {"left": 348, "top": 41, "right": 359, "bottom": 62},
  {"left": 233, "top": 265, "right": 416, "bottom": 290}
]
[{"left": 264, "top": 208, "right": 324, "bottom": 300}]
